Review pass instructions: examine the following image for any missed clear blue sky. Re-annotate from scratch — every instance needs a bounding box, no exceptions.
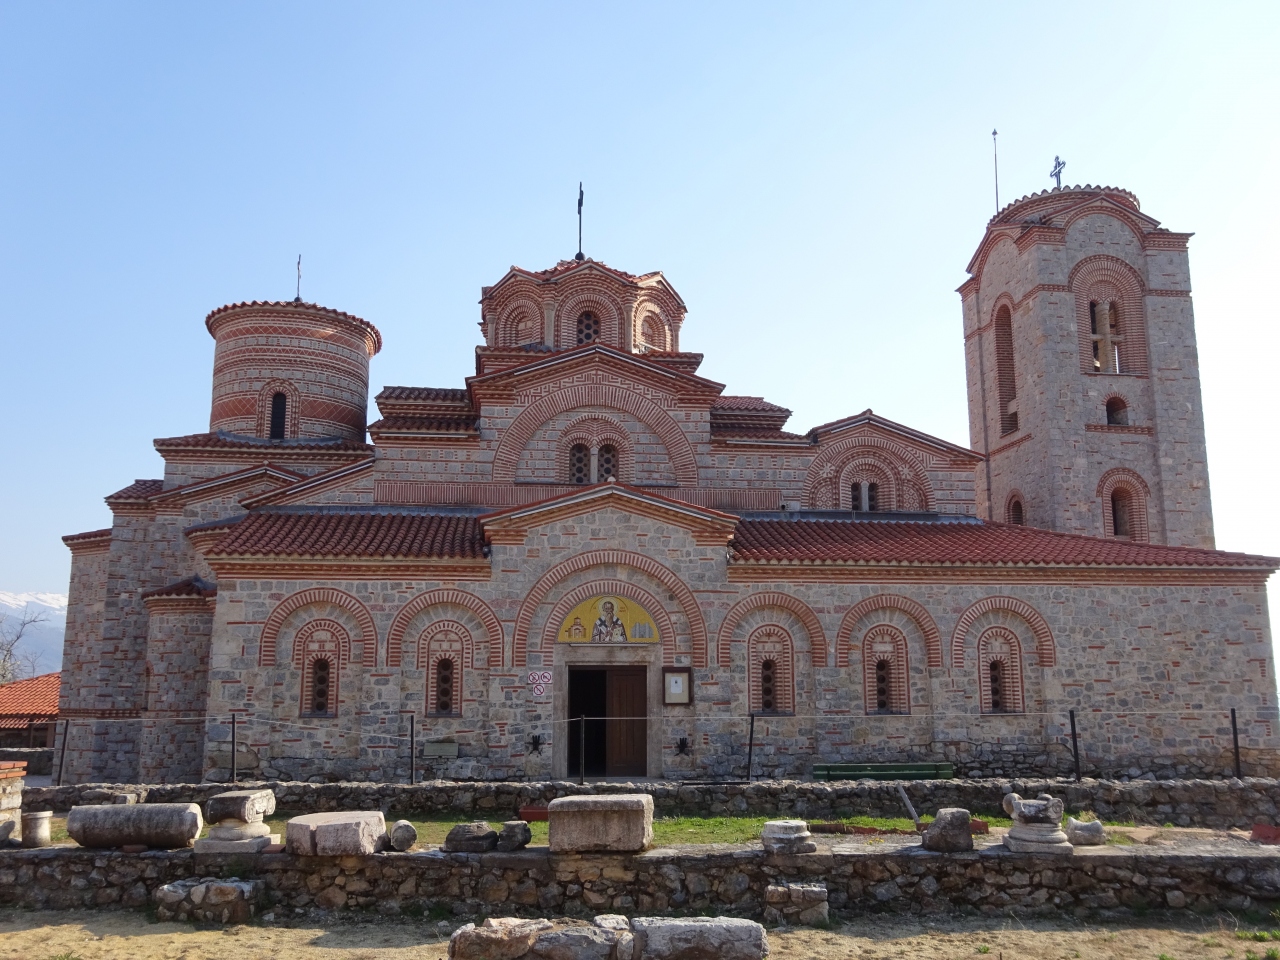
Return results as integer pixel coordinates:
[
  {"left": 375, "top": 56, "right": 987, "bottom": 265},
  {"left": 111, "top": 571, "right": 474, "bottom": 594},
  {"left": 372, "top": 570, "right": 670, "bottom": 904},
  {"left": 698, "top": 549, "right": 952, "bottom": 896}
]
[{"left": 2, "top": 3, "right": 1277, "bottom": 618}]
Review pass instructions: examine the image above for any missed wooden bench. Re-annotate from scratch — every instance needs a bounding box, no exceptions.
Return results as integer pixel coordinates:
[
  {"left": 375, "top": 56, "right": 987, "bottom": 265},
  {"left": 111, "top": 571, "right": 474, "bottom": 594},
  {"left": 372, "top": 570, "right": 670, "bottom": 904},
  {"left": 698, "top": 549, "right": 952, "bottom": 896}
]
[{"left": 811, "top": 762, "right": 954, "bottom": 781}]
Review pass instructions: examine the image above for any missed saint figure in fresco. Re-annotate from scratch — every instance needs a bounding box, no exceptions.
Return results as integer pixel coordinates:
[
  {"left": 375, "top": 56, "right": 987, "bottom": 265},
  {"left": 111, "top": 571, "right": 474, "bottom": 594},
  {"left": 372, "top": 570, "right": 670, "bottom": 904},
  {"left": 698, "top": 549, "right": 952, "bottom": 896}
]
[{"left": 591, "top": 600, "right": 628, "bottom": 644}]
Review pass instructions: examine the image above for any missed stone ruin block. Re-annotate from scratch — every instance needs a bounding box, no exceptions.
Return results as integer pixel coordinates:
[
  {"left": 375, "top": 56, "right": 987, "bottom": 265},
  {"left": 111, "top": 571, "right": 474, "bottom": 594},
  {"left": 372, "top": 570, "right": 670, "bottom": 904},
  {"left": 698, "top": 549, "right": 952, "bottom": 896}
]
[
  {"left": 761, "top": 819, "right": 816, "bottom": 855},
  {"left": 548, "top": 794, "right": 653, "bottom": 853},
  {"left": 205, "top": 788, "right": 276, "bottom": 824},
  {"left": 195, "top": 788, "right": 280, "bottom": 854},
  {"left": 285, "top": 811, "right": 388, "bottom": 856},
  {"left": 763, "top": 881, "right": 829, "bottom": 927},
  {"left": 443, "top": 820, "right": 498, "bottom": 853},
  {"left": 154, "top": 876, "right": 262, "bottom": 924},
  {"left": 919, "top": 808, "right": 974, "bottom": 852},
  {"left": 631, "top": 916, "right": 769, "bottom": 960},
  {"left": 66, "top": 802, "right": 203, "bottom": 850},
  {"left": 448, "top": 915, "right": 767, "bottom": 960}
]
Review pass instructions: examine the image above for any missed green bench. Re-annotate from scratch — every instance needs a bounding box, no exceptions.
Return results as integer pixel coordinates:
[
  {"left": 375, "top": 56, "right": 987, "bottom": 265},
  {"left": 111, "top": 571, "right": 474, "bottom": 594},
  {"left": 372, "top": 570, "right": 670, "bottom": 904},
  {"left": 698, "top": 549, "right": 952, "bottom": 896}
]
[{"left": 811, "top": 762, "right": 954, "bottom": 781}]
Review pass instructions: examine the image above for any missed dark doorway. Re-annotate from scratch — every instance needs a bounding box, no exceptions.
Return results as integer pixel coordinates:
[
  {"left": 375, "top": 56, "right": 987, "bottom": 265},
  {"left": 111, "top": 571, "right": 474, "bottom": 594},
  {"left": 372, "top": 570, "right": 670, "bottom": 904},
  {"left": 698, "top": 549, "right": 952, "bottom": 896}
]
[{"left": 568, "top": 667, "right": 647, "bottom": 778}]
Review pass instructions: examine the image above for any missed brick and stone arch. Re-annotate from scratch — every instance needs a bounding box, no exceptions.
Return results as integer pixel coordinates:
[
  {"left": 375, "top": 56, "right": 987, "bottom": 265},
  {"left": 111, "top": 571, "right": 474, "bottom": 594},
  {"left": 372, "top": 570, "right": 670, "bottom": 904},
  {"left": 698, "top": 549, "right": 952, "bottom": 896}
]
[
  {"left": 1097, "top": 467, "right": 1151, "bottom": 542},
  {"left": 1104, "top": 393, "right": 1130, "bottom": 426},
  {"left": 1005, "top": 490, "right": 1026, "bottom": 525},
  {"left": 977, "top": 625, "right": 1024, "bottom": 714},
  {"left": 1070, "top": 255, "right": 1149, "bottom": 376},
  {"left": 836, "top": 594, "right": 942, "bottom": 669},
  {"left": 294, "top": 619, "right": 349, "bottom": 717},
  {"left": 803, "top": 437, "right": 936, "bottom": 511},
  {"left": 260, "top": 588, "right": 377, "bottom": 667},
  {"left": 556, "top": 291, "right": 621, "bottom": 349},
  {"left": 718, "top": 592, "right": 827, "bottom": 668},
  {"left": 559, "top": 414, "right": 634, "bottom": 484},
  {"left": 386, "top": 589, "right": 503, "bottom": 669},
  {"left": 493, "top": 383, "right": 699, "bottom": 485},
  {"left": 255, "top": 379, "right": 301, "bottom": 440},
  {"left": 748, "top": 625, "right": 794, "bottom": 714},
  {"left": 498, "top": 298, "right": 544, "bottom": 346},
  {"left": 635, "top": 307, "right": 670, "bottom": 352},
  {"left": 950, "top": 596, "right": 1055, "bottom": 670},
  {"left": 419, "top": 621, "right": 470, "bottom": 715},
  {"left": 839, "top": 457, "right": 894, "bottom": 511},
  {"left": 537, "top": 578, "right": 678, "bottom": 665},
  {"left": 513, "top": 550, "right": 707, "bottom": 667},
  {"left": 862, "top": 625, "right": 910, "bottom": 715}
]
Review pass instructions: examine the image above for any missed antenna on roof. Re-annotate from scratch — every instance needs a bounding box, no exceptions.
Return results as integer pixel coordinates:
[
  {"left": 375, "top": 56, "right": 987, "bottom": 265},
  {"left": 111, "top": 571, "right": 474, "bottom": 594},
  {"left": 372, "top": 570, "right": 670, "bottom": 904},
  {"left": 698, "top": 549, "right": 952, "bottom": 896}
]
[
  {"left": 294, "top": 255, "right": 302, "bottom": 302},
  {"left": 992, "top": 129, "right": 1000, "bottom": 212},
  {"left": 1050, "top": 155, "right": 1066, "bottom": 189},
  {"left": 575, "top": 183, "right": 585, "bottom": 261}
]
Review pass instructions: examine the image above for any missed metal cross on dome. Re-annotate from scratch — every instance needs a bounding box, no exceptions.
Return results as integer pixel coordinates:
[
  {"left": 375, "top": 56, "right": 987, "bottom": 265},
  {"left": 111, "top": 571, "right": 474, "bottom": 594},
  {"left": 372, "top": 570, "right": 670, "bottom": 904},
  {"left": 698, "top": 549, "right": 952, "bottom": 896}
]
[{"left": 1050, "top": 156, "right": 1066, "bottom": 189}]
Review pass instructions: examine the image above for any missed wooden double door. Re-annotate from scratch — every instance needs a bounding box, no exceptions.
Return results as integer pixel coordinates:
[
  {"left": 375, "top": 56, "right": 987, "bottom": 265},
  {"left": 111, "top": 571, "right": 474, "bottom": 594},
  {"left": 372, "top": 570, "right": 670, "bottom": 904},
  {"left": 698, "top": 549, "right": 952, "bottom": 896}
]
[{"left": 567, "top": 667, "right": 647, "bottom": 777}]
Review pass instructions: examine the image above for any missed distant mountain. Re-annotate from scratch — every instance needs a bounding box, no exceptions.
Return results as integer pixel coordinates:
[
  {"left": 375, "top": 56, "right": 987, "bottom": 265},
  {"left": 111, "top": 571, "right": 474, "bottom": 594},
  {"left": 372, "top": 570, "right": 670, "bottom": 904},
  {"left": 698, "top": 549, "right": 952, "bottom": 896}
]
[{"left": 0, "top": 592, "right": 67, "bottom": 677}]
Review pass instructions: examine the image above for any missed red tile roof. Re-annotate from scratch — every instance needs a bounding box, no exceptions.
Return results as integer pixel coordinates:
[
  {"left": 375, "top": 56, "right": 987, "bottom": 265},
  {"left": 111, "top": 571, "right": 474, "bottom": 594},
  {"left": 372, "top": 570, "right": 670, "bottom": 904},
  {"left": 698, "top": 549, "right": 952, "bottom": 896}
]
[
  {"left": 204, "top": 300, "right": 382, "bottom": 353},
  {"left": 154, "top": 432, "right": 372, "bottom": 453},
  {"left": 713, "top": 396, "right": 790, "bottom": 412},
  {"left": 62, "top": 528, "right": 112, "bottom": 545},
  {"left": 141, "top": 576, "right": 217, "bottom": 600},
  {"left": 517, "top": 258, "right": 658, "bottom": 284},
  {"left": 367, "top": 415, "right": 480, "bottom": 434},
  {"left": 376, "top": 387, "right": 470, "bottom": 404},
  {"left": 0, "top": 673, "right": 60, "bottom": 722},
  {"left": 106, "top": 479, "right": 164, "bottom": 501},
  {"left": 730, "top": 518, "right": 1279, "bottom": 568},
  {"left": 711, "top": 428, "right": 808, "bottom": 442},
  {"left": 205, "top": 510, "right": 486, "bottom": 559}
]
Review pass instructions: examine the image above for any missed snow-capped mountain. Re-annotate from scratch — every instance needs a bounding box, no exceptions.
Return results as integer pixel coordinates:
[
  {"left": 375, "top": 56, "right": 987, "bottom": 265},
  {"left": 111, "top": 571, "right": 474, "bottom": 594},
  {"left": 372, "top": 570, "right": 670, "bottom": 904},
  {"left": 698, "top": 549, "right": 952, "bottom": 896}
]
[{"left": 0, "top": 592, "right": 67, "bottom": 677}]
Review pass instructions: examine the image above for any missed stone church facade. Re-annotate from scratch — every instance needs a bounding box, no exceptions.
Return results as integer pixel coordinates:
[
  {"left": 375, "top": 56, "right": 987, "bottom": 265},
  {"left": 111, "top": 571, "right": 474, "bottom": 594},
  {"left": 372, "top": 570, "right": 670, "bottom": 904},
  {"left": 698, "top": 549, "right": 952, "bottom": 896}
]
[{"left": 57, "top": 186, "right": 1279, "bottom": 784}]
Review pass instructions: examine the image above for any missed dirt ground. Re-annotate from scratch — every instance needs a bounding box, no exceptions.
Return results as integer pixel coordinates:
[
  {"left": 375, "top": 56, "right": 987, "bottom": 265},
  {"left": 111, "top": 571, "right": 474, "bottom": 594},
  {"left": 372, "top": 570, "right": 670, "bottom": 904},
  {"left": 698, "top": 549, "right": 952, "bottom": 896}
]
[{"left": 0, "top": 909, "right": 1265, "bottom": 960}]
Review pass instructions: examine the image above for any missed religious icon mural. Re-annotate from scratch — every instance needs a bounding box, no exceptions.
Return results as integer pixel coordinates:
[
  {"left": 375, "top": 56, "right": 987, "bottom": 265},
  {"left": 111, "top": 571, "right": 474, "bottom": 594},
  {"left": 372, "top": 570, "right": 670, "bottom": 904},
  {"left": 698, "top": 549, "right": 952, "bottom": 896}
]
[{"left": 558, "top": 596, "right": 660, "bottom": 645}]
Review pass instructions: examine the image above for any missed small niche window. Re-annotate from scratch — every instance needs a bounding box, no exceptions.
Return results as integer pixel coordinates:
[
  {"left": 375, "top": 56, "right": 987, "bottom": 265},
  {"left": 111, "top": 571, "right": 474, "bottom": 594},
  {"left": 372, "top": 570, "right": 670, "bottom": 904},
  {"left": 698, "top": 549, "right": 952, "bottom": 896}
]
[
  {"left": 874, "top": 659, "right": 891, "bottom": 711},
  {"left": 570, "top": 443, "right": 589, "bottom": 484},
  {"left": 308, "top": 659, "right": 333, "bottom": 716},
  {"left": 576, "top": 311, "right": 599, "bottom": 345},
  {"left": 1105, "top": 397, "right": 1128, "bottom": 426},
  {"left": 598, "top": 444, "right": 616, "bottom": 481},
  {"left": 1090, "top": 300, "right": 1124, "bottom": 374},
  {"left": 851, "top": 482, "right": 861, "bottom": 511},
  {"left": 1008, "top": 499, "right": 1024, "bottom": 525},
  {"left": 867, "top": 482, "right": 880, "bottom": 512},
  {"left": 760, "top": 659, "right": 776, "bottom": 711},
  {"left": 1111, "top": 489, "right": 1132, "bottom": 539},
  {"left": 994, "top": 304, "right": 1018, "bottom": 434},
  {"left": 989, "top": 660, "right": 1005, "bottom": 712},
  {"left": 435, "top": 659, "right": 455, "bottom": 715},
  {"left": 269, "top": 392, "right": 288, "bottom": 440}
]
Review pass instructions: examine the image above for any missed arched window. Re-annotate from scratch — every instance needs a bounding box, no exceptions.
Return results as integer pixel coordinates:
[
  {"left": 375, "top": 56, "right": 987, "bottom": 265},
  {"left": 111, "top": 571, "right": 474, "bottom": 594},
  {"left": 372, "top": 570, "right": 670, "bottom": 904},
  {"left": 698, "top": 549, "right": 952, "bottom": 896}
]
[
  {"left": 305, "top": 658, "right": 334, "bottom": 716},
  {"left": 850, "top": 482, "right": 861, "bottom": 512},
  {"left": 862, "top": 626, "right": 909, "bottom": 715},
  {"left": 1111, "top": 489, "right": 1132, "bottom": 539},
  {"left": 1008, "top": 499, "right": 1024, "bottom": 525},
  {"left": 994, "top": 304, "right": 1018, "bottom": 435},
  {"left": 1105, "top": 397, "right": 1128, "bottom": 426},
  {"left": 760, "top": 659, "right": 776, "bottom": 711},
  {"left": 269, "top": 392, "right": 287, "bottom": 440},
  {"left": 1090, "top": 300, "right": 1125, "bottom": 374},
  {"left": 638, "top": 315, "right": 665, "bottom": 352},
  {"left": 867, "top": 482, "right": 880, "bottom": 512},
  {"left": 597, "top": 444, "right": 617, "bottom": 481},
  {"left": 434, "top": 658, "right": 455, "bottom": 715},
  {"left": 570, "top": 443, "right": 590, "bottom": 484},
  {"left": 978, "top": 627, "right": 1024, "bottom": 714},
  {"left": 576, "top": 311, "right": 599, "bottom": 346}
]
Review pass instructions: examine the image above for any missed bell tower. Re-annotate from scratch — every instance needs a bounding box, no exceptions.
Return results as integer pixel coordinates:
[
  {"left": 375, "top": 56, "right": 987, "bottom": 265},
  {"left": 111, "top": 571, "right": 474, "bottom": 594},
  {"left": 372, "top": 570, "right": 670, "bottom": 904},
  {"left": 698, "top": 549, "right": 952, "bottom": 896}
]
[{"left": 960, "top": 185, "right": 1214, "bottom": 548}]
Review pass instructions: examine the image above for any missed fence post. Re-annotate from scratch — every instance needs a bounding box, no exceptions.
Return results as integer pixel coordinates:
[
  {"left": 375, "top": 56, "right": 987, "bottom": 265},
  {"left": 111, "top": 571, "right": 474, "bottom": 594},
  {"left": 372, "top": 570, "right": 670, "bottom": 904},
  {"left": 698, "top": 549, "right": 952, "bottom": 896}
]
[
  {"left": 579, "top": 715, "right": 586, "bottom": 786},
  {"left": 56, "top": 718, "right": 70, "bottom": 787},
  {"left": 409, "top": 713, "right": 416, "bottom": 786},
  {"left": 1231, "top": 708, "right": 1242, "bottom": 779},
  {"left": 1068, "top": 709, "right": 1081, "bottom": 782},
  {"left": 230, "top": 713, "right": 238, "bottom": 783},
  {"left": 745, "top": 713, "right": 756, "bottom": 782}
]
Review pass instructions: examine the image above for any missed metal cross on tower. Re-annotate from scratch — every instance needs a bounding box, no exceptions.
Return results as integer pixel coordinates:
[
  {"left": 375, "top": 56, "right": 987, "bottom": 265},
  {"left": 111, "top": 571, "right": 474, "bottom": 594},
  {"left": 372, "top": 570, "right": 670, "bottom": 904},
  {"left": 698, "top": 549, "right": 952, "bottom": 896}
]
[
  {"left": 1050, "top": 156, "right": 1066, "bottom": 189},
  {"left": 575, "top": 183, "right": 585, "bottom": 261}
]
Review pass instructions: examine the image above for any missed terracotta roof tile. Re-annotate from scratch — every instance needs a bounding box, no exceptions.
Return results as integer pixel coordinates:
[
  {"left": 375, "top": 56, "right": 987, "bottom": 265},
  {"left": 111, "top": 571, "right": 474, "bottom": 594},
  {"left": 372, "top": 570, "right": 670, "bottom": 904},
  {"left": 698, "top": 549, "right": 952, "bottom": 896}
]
[
  {"left": 368, "top": 415, "right": 480, "bottom": 434},
  {"left": 106, "top": 479, "right": 164, "bottom": 501},
  {"left": 376, "top": 387, "right": 470, "bottom": 403},
  {"left": 730, "top": 518, "right": 1279, "bottom": 568},
  {"left": 0, "top": 673, "right": 60, "bottom": 720},
  {"left": 141, "top": 576, "right": 217, "bottom": 600},
  {"left": 516, "top": 258, "right": 658, "bottom": 284},
  {"left": 62, "top": 528, "right": 112, "bottom": 545},
  {"left": 711, "top": 428, "right": 808, "bottom": 441},
  {"left": 204, "top": 300, "right": 382, "bottom": 353},
  {"left": 154, "top": 432, "right": 372, "bottom": 453},
  {"left": 712, "top": 396, "right": 790, "bottom": 413},
  {"left": 205, "top": 510, "right": 486, "bottom": 560}
]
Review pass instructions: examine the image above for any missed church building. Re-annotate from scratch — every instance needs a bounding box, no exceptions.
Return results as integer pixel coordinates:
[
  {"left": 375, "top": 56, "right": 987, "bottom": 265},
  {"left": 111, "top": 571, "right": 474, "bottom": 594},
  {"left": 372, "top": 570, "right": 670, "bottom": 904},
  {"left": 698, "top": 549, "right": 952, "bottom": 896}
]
[{"left": 57, "top": 185, "right": 1279, "bottom": 784}]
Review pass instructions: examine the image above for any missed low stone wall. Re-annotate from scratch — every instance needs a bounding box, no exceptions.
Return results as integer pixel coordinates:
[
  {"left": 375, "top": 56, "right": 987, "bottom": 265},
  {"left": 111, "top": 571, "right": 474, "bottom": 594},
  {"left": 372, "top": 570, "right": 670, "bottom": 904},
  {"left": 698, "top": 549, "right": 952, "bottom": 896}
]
[
  {"left": 0, "top": 748, "right": 52, "bottom": 776},
  {"left": 2, "top": 842, "right": 1279, "bottom": 918},
  {"left": 23, "top": 776, "right": 1280, "bottom": 830}
]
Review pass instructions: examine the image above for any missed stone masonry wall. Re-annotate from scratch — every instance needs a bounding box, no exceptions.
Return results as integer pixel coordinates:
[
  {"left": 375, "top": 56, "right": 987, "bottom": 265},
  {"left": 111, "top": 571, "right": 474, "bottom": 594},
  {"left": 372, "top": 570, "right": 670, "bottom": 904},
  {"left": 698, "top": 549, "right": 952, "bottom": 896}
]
[
  {"left": 22, "top": 776, "right": 1280, "bottom": 830},
  {"left": 3, "top": 843, "right": 1279, "bottom": 918}
]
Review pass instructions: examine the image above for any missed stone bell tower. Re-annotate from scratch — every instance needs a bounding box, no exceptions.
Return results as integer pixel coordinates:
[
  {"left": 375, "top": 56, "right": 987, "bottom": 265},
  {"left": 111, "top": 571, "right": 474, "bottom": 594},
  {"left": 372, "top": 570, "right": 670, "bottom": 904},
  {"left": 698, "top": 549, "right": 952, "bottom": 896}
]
[{"left": 959, "top": 185, "right": 1214, "bottom": 548}]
